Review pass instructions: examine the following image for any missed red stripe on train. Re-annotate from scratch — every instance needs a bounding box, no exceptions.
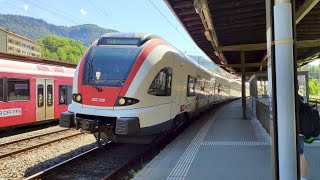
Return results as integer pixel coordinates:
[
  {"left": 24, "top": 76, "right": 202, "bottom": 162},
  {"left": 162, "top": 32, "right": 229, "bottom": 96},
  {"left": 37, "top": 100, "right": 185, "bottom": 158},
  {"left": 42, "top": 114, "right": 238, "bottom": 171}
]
[
  {"left": 119, "top": 39, "right": 167, "bottom": 96},
  {"left": 77, "top": 47, "right": 91, "bottom": 94}
]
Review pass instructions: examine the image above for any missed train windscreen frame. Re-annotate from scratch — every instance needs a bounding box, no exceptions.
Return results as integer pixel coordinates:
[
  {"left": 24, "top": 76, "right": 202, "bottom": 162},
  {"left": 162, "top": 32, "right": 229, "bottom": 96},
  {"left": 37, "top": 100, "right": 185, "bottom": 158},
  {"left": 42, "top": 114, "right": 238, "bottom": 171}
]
[
  {"left": 99, "top": 38, "right": 140, "bottom": 46},
  {"left": 82, "top": 47, "right": 142, "bottom": 87}
]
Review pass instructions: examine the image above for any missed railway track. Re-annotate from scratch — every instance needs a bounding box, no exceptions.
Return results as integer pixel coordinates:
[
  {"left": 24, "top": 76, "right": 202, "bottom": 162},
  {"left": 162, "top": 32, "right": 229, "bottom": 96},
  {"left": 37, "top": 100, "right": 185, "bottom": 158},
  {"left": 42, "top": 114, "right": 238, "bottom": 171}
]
[
  {"left": 0, "top": 121, "right": 59, "bottom": 138},
  {"left": 23, "top": 101, "right": 231, "bottom": 180},
  {"left": 0, "top": 128, "right": 82, "bottom": 159},
  {"left": 25, "top": 142, "right": 148, "bottom": 180},
  {"left": 24, "top": 127, "right": 187, "bottom": 180}
]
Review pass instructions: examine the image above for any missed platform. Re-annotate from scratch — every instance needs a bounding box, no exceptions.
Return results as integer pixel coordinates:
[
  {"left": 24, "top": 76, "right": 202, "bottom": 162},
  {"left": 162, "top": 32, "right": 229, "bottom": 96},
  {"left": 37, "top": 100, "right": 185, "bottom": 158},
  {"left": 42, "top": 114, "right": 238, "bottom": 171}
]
[{"left": 134, "top": 99, "right": 320, "bottom": 180}]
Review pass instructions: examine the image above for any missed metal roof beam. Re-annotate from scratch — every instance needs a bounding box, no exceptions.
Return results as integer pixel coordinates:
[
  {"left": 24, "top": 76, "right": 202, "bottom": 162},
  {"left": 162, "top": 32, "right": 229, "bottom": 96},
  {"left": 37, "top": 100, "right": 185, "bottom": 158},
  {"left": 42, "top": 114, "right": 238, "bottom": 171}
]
[
  {"left": 194, "top": 0, "right": 237, "bottom": 74},
  {"left": 182, "top": 15, "right": 200, "bottom": 21},
  {"left": 296, "top": 0, "right": 320, "bottom": 24},
  {"left": 217, "top": 43, "right": 266, "bottom": 51},
  {"left": 216, "top": 39, "right": 320, "bottom": 51},
  {"left": 221, "top": 58, "right": 313, "bottom": 68},
  {"left": 177, "top": 9, "right": 196, "bottom": 16},
  {"left": 258, "top": 2, "right": 319, "bottom": 69},
  {"left": 220, "top": 62, "right": 267, "bottom": 68},
  {"left": 174, "top": 1, "right": 193, "bottom": 9}
]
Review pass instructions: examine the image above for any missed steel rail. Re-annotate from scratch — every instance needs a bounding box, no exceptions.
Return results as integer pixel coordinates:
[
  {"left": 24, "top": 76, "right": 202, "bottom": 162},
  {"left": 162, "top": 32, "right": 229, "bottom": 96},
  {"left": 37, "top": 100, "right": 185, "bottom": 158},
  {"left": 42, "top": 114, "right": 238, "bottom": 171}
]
[
  {"left": 24, "top": 142, "right": 111, "bottom": 180},
  {"left": 0, "top": 132, "right": 82, "bottom": 159},
  {"left": 0, "top": 129, "right": 70, "bottom": 147}
]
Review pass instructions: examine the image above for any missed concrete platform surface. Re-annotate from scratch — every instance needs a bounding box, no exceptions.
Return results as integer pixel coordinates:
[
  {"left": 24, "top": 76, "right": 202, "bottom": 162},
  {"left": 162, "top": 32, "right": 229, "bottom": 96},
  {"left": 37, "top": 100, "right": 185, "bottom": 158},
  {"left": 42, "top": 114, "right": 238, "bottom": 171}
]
[{"left": 133, "top": 100, "right": 320, "bottom": 180}]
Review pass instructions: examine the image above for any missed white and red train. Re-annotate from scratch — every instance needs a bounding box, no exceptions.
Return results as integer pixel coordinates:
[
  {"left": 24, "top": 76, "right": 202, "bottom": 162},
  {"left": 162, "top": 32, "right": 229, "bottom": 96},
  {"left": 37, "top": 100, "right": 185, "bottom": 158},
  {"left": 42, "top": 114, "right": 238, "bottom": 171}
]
[
  {"left": 0, "top": 53, "right": 75, "bottom": 129},
  {"left": 67, "top": 33, "right": 241, "bottom": 143}
]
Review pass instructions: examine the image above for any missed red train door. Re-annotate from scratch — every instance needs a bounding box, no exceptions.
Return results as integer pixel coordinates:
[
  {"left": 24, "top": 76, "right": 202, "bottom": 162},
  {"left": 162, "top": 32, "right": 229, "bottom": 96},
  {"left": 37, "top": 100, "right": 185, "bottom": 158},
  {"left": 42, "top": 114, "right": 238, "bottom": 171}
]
[{"left": 36, "top": 79, "right": 54, "bottom": 121}]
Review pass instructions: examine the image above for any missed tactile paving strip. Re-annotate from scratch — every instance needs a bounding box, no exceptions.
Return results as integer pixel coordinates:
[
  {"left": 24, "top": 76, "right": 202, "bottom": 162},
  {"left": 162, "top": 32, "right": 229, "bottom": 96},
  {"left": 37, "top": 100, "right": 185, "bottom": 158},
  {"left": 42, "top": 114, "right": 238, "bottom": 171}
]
[
  {"left": 166, "top": 106, "right": 224, "bottom": 180},
  {"left": 201, "top": 141, "right": 271, "bottom": 146}
]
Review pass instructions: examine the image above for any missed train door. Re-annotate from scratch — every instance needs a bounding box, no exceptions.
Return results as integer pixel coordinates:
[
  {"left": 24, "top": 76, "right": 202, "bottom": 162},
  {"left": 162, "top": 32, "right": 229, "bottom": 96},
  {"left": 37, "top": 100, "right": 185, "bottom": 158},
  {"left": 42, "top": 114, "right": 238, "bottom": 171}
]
[
  {"left": 195, "top": 75, "right": 200, "bottom": 110},
  {"left": 36, "top": 79, "right": 54, "bottom": 121},
  {"left": 171, "top": 55, "right": 182, "bottom": 117}
]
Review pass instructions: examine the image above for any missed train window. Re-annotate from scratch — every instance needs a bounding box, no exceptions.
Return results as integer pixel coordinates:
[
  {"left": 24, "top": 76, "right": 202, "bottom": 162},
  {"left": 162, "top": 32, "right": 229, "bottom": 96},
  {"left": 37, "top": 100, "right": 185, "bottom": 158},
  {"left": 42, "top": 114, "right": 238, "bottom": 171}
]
[
  {"left": 0, "top": 78, "right": 3, "bottom": 101},
  {"left": 59, "top": 85, "right": 72, "bottom": 105},
  {"left": 7, "top": 78, "right": 30, "bottom": 101},
  {"left": 47, "top": 85, "right": 53, "bottom": 106},
  {"left": 148, "top": 67, "right": 173, "bottom": 96},
  {"left": 37, "top": 85, "right": 44, "bottom": 107},
  {"left": 187, "top": 75, "right": 197, "bottom": 96}
]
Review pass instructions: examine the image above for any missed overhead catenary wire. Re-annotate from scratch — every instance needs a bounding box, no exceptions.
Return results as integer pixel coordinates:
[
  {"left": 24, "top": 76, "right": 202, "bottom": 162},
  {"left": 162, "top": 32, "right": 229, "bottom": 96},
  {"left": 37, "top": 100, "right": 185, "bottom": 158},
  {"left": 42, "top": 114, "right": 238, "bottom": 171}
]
[
  {"left": 32, "top": 0, "right": 92, "bottom": 25},
  {"left": 4, "top": 1, "right": 37, "bottom": 17},
  {"left": 146, "top": 0, "right": 209, "bottom": 63},
  {"left": 21, "top": 0, "right": 82, "bottom": 25},
  {"left": 87, "top": 0, "right": 110, "bottom": 17},
  {"left": 147, "top": 0, "right": 231, "bottom": 75}
]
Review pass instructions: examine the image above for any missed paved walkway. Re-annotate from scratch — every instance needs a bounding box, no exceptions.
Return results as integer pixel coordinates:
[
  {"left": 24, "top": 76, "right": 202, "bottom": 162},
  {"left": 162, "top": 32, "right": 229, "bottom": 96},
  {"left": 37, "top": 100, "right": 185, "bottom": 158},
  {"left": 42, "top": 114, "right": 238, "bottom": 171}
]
[{"left": 134, "top": 99, "right": 320, "bottom": 180}]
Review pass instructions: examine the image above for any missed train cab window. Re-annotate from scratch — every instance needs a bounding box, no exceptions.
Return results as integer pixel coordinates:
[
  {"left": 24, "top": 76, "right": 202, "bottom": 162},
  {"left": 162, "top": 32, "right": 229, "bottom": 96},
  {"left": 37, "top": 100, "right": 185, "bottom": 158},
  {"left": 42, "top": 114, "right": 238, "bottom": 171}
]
[
  {"left": 187, "top": 75, "right": 197, "bottom": 96},
  {"left": 148, "top": 67, "right": 173, "bottom": 96},
  {"left": 0, "top": 78, "right": 3, "bottom": 101},
  {"left": 7, "top": 78, "right": 30, "bottom": 101},
  {"left": 59, "top": 85, "right": 72, "bottom": 105}
]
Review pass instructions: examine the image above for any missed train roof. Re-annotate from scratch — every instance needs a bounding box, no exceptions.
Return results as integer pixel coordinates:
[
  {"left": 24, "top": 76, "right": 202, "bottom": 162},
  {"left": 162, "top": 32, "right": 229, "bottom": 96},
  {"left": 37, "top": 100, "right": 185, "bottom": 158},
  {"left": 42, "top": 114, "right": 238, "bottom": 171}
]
[
  {"left": 0, "top": 52, "right": 77, "bottom": 68},
  {"left": 98, "top": 33, "right": 236, "bottom": 82},
  {"left": 0, "top": 58, "right": 75, "bottom": 77}
]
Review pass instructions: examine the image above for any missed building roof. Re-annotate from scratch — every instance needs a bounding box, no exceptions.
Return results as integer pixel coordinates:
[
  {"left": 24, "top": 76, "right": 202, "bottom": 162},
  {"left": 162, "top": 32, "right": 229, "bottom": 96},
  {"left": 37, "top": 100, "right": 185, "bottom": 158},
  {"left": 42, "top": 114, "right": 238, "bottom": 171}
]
[
  {"left": 0, "top": 52, "right": 76, "bottom": 68},
  {"left": 165, "top": 0, "right": 320, "bottom": 76},
  {"left": 0, "top": 26, "right": 40, "bottom": 46}
]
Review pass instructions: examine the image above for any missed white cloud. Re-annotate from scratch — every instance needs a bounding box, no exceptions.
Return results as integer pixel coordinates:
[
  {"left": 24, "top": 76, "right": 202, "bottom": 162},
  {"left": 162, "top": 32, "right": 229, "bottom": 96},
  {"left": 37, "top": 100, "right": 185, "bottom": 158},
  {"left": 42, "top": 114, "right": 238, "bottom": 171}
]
[
  {"left": 80, "top": 8, "right": 87, "bottom": 16},
  {"left": 24, "top": 4, "right": 29, "bottom": 11}
]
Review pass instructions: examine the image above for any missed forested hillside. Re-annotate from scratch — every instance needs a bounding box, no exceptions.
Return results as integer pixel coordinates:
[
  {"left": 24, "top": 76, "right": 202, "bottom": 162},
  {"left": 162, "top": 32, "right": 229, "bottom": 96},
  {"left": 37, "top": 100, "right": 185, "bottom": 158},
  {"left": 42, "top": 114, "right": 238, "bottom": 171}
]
[
  {"left": 0, "top": 14, "right": 117, "bottom": 46},
  {"left": 37, "top": 35, "right": 87, "bottom": 63}
]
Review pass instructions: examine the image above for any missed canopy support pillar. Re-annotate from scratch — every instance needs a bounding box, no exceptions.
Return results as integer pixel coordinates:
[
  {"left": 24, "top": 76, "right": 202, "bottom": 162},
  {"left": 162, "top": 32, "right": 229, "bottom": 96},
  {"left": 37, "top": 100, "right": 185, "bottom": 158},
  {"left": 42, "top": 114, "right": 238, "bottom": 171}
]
[{"left": 241, "top": 51, "right": 247, "bottom": 119}]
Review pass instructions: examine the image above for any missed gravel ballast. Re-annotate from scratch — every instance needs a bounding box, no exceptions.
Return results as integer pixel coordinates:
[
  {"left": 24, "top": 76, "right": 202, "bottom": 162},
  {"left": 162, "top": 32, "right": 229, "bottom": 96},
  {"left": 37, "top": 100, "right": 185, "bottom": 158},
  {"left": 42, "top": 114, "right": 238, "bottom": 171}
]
[
  {"left": 0, "top": 128, "right": 96, "bottom": 179},
  {"left": 0, "top": 126, "right": 66, "bottom": 144}
]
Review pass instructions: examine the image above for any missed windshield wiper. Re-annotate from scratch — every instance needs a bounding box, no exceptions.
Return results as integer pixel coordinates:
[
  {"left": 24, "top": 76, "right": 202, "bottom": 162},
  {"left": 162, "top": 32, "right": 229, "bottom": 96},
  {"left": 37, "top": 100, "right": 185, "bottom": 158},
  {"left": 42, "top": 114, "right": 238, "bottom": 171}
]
[
  {"left": 87, "top": 50, "right": 103, "bottom": 92},
  {"left": 87, "top": 54, "right": 94, "bottom": 82},
  {"left": 101, "top": 79, "right": 125, "bottom": 86},
  {"left": 93, "top": 85, "right": 103, "bottom": 92}
]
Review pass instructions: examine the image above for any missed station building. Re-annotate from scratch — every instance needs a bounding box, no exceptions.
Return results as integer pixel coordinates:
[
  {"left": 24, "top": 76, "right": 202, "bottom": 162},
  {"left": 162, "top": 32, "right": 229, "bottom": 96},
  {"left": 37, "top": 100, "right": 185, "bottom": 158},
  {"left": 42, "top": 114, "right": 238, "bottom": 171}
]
[{"left": 0, "top": 27, "right": 41, "bottom": 57}]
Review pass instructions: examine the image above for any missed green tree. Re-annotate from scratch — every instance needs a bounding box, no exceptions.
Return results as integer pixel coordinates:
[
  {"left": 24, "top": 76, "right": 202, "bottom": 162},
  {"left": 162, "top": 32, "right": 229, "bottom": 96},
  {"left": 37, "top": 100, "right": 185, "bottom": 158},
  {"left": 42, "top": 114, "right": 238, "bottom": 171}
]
[
  {"left": 37, "top": 35, "right": 87, "bottom": 63},
  {"left": 309, "top": 79, "right": 320, "bottom": 95},
  {"left": 57, "top": 48, "right": 67, "bottom": 61}
]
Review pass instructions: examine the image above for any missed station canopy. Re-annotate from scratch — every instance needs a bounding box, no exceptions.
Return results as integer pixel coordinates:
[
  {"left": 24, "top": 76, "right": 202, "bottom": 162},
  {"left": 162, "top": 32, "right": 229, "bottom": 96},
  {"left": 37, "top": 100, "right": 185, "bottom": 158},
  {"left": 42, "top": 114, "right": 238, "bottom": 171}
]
[{"left": 165, "top": 0, "right": 320, "bottom": 76}]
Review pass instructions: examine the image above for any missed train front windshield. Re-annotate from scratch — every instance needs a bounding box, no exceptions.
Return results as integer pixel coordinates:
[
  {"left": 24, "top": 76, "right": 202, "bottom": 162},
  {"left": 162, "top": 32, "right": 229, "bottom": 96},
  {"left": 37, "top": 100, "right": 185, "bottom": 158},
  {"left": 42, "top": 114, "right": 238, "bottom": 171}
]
[{"left": 83, "top": 47, "right": 142, "bottom": 87}]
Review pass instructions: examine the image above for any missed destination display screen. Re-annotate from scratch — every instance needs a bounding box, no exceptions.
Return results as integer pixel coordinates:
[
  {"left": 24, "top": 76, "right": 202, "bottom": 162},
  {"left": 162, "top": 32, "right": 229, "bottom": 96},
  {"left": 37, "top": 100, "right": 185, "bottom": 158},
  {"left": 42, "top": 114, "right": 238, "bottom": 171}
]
[{"left": 99, "top": 38, "right": 140, "bottom": 45}]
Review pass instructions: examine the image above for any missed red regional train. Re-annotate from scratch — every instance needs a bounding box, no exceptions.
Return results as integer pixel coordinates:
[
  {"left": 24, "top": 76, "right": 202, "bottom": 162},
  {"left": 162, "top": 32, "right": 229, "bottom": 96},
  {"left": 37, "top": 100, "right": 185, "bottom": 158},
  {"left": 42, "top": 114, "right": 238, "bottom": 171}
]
[
  {"left": 66, "top": 33, "right": 241, "bottom": 144},
  {"left": 0, "top": 53, "right": 75, "bottom": 129}
]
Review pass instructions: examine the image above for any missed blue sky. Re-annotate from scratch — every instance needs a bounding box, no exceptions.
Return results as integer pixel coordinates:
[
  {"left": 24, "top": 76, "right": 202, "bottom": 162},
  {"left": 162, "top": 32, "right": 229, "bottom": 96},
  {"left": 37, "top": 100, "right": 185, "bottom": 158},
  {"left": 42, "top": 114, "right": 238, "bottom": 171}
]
[{"left": 0, "top": 0, "right": 208, "bottom": 58}]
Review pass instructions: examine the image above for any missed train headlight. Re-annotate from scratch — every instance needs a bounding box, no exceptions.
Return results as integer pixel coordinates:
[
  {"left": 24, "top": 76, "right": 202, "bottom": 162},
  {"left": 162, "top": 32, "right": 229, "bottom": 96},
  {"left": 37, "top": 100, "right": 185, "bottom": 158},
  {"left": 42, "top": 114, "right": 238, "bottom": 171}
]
[
  {"left": 73, "top": 94, "right": 82, "bottom": 103},
  {"left": 76, "top": 95, "right": 81, "bottom": 102},
  {"left": 115, "top": 97, "right": 139, "bottom": 106},
  {"left": 118, "top": 98, "right": 126, "bottom": 105}
]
